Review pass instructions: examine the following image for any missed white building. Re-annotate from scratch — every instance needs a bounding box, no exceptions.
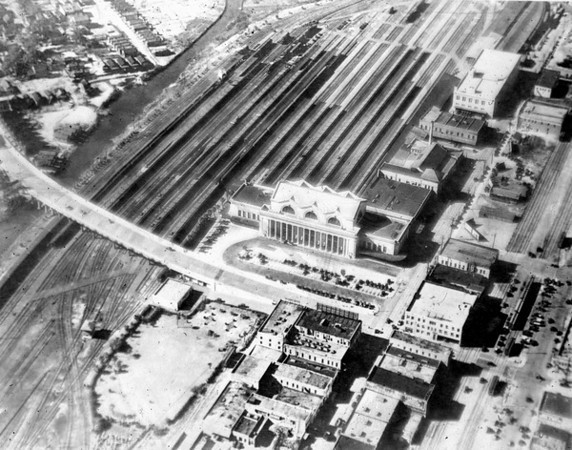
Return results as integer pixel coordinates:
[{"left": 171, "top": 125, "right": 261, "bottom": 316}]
[
  {"left": 453, "top": 49, "right": 521, "bottom": 117},
  {"left": 390, "top": 331, "right": 453, "bottom": 366},
  {"left": 273, "top": 362, "right": 334, "bottom": 397},
  {"left": 230, "top": 179, "right": 431, "bottom": 258},
  {"left": 256, "top": 300, "right": 305, "bottom": 352},
  {"left": 404, "top": 282, "right": 478, "bottom": 346},
  {"left": 149, "top": 278, "right": 193, "bottom": 311},
  {"left": 517, "top": 99, "right": 569, "bottom": 139},
  {"left": 438, "top": 238, "right": 499, "bottom": 278}
]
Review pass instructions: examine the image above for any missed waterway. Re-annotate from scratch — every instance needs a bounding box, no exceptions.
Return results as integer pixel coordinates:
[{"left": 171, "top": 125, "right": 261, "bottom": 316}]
[{"left": 60, "top": 0, "right": 244, "bottom": 185}]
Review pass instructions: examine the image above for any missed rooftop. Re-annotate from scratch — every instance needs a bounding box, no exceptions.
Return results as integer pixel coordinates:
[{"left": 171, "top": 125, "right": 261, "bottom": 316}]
[
  {"left": 441, "top": 238, "right": 499, "bottom": 268},
  {"left": 275, "top": 386, "right": 323, "bottom": 410},
  {"left": 203, "top": 382, "right": 254, "bottom": 439},
  {"left": 296, "top": 308, "right": 361, "bottom": 340},
  {"left": 232, "top": 355, "right": 273, "bottom": 387},
  {"left": 520, "top": 100, "right": 569, "bottom": 121},
  {"left": 379, "top": 347, "right": 440, "bottom": 384},
  {"left": 149, "top": 279, "right": 192, "bottom": 311},
  {"left": 231, "top": 183, "right": 274, "bottom": 207},
  {"left": 409, "top": 282, "right": 478, "bottom": 325},
  {"left": 368, "top": 366, "right": 434, "bottom": 400},
  {"left": 541, "top": 392, "right": 572, "bottom": 419},
  {"left": 391, "top": 331, "right": 453, "bottom": 357},
  {"left": 270, "top": 180, "right": 364, "bottom": 230},
  {"left": 533, "top": 423, "right": 572, "bottom": 450},
  {"left": 421, "top": 106, "right": 486, "bottom": 133},
  {"left": 362, "top": 177, "right": 432, "bottom": 219},
  {"left": 456, "top": 49, "right": 521, "bottom": 99},
  {"left": 336, "top": 435, "right": 376, "bottom": 450},
  {"left": 274, "top": 362, "right": 333, "bottom": 390},
  {"left": 359, "top": 210, "right": 408, "bottom": 242},
  {"left": 233, "top": 412, "right": 264, "bottom": 438},
  {"left": 535, "top": 69, "right": 560, "bottom": 89},
  {"left": 260, "top": 300, "right": 305, "bottom": 336},
  {"left": 283, "top": 355, "right": 339, "bottom": 378},
  {"left": 430, "top": 264, "right": 489, "bottom": 295}
]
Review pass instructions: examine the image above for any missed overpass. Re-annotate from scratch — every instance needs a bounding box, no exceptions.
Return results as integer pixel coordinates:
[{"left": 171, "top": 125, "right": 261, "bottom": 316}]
[{"left": 0, "top": 127, "right": 378, "bottom": 317}]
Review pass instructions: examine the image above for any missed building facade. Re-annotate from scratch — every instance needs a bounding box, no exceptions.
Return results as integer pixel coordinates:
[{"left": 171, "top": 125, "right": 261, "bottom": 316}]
[
  {"left": 453, "top": 49, "right": 521, "bottom": 117},
  {"left": 517, "top": 99, "right": 569, "bottom": 139},
  {"left": 419, "top": 106, "right": 485, "bottom": 146},
  {"left": 438, "top": 238, "right": 499, "bottom": 278}
]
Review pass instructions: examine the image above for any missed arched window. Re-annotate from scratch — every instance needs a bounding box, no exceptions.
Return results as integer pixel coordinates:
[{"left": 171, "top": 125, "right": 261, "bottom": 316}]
[
  {"left": 328, "top": 217, "right": 341, "bottom": 227},
  {"left": 305, "top": 211, "right": 318, "bottom": 220},
  {"left": 281, "top": 205, "right": 295, "bottom": 215}
]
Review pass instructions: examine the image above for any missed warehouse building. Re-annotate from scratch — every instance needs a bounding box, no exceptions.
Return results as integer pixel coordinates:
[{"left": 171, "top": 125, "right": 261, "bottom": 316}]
[
  {"left": 453, "top": 49, "right": 521, "bottom": 117},
  {"left": 379, "top": 140, "right": 460, "bottom": 194},
  {"left": 403, "top": 282, "right": 478, "bottom": 346},
  {"left": 230, "top": 178, "right": 431, "bottom": 258},
  {"left": 438, "top": 238, "right": 499, "bottom": 278},
  {"left": 419, "top": 106, "right": 486, "bottom": 146},
  {"left": 516, "top": 99, "right": 569, "bottom": 139}
]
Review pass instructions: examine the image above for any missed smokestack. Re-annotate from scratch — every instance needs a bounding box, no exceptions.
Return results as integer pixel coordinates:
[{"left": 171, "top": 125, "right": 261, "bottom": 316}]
[{"left": 428, "top": 121, "right": 434, "bottom": 149}]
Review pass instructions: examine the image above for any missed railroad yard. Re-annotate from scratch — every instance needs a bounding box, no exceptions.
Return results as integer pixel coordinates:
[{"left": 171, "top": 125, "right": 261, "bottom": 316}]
[{"left": 1, "top": 0, "right": 570, "bottom": 449}]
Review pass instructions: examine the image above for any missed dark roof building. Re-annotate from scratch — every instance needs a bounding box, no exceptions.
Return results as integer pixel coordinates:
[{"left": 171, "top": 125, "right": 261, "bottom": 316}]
[
  {"left": 534, "top": 69, "right": 560, "bottom": 98},
  {"left": 438, "top": 238, "right": 499, "bottom": 278},
  {"left": 419, "top": 106, "right": 486, "bottom": 146}
]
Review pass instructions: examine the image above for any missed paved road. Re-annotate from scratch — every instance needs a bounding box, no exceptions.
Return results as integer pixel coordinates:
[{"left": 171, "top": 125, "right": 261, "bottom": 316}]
[{"left": 0, "top": 126, "right": 376, "bottom": 319}]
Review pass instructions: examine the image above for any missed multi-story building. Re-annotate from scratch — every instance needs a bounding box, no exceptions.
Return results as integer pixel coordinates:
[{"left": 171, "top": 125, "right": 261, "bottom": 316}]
[
  {"left": 438, "top": 238, "right": 499, "bottom": 278},
  {"left": 403, "top": 282, "right": 478, "bottom": 346},
  {"left": 419, "top": 106, "right": 486, "bottom": 146},
  {"left": 517, "top": 99, "right": 569, "bottom": 139},
  {"left": 378, "top": 345, "right": 441, "bottom": 384},
  {"left": 389, "top": 331, "right": 453, "bottom": 366},
  {"left": 453, "top": 49, "right": 521, "bottom": 117},
  {"left": 230, "top": 178, "right": 431, "bottom": 258},
  {"left": 284, "top": 308, "right": 361, "bottom": 369},
  {"left": 379, "top": 141, "right": 460, "bottom": 194},
  {"left": 273, "top": 362, "right": 334, "bottom": 397},
  {"left": 256, "top": 300, "right": 305, "bottom": 352}
]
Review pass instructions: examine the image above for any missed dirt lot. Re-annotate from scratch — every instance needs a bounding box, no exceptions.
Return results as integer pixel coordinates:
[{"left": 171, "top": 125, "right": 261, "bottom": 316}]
[{"left": 95, "top": 301, "right": 263, "bottom": 427}]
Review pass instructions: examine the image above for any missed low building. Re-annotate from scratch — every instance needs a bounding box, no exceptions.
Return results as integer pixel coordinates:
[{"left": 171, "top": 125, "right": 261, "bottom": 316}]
[
  {"left": 517, "top": 100, "right": 569, "bottom": 139},
  {"left": 403, "top": 282, "right": 478, "bottom": 346},
  {"left": 378, "top": 346, "right": 441, "bottom": 384},
  {"left": 379, "top": 141, "right": 460, "bottom": 194},
  {"left": 419, "top": 106, "right": 486, "bottom": 146},
  {"left": 453, "top": 49, "right": 521, "bottom": 117},
  {"left": 438, "top": 238, "right": 499, "bottom": 278},
  {"left": 532, "top": 423, "right": 572, "bottom": 450},
  {"left": 389, "top": 331, "right": 452, "bottom": 366},
  {"left": 232, "top": 412, "right": 266, "bottom": 447},
  {"left": 149, "top": 278, "right": 193, "bottom": 311},
  {"left": 490, "top": 183, "right": 529, "bottom": 204},
  {"left": 429, "top": 264, "right": 489, "bottom": 296},
  {"left": 367, "top": 366, "right": 434, "bottom": 416},
  {"left": 534, "top": 69, "right": 560, "bottom": 98},
  {"left": 339, "top": 389, "right": 400, "bottom": 449},
  {"left": 540, "top": 392, "right": 572, "bottom": 431},
  {"left": 230, "top": 179, "right": 430, "bottom": 258},
  {"left": 273, "top": 362, "right": 334, "bottom": 397}
]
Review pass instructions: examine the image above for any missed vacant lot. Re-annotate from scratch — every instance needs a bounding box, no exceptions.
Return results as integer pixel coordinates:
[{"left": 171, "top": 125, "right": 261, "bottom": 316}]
[{"left": 95, "top": 301, "right": 263, "bottom": 427}]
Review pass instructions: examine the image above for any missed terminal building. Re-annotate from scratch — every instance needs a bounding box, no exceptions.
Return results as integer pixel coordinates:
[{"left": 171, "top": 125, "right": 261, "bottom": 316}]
[
  {"left": 419, "top": 106, "right": 486, "bottom": 146},
  {"left": 379, "top": 140, "right": 460, "bottom": 194},
  {"left": 453, "top": 49, "right": 521, "bottom": 117},
  {"left": 403, "top": 281, "right": 478, "bottom": 346},
  {"left": 230, "top": 178, "right": 431, "bottom": 258},
  {"left": 517, "top": 99, "right": 569, "bottom": 139}
]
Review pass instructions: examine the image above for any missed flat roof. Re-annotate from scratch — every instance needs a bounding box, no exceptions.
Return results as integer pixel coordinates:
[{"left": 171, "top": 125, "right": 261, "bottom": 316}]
[
  {"left": 233, "top": 355, "right": 273, "bottom": 386},
  {"left": 149, "top": 279, "right": 191, "bottom": 311},
  {"left": 231, "top": 183, "right": 274, "bottom": 207},
  {"left": 336, "top": 435, "right": 376, "bottom": 450},
  {"left": 360, "top": 211, "right": 408, "bottom": 242},
  {"left": 430, "top": 265, "right": 488, "bottom": 294},
  {"left": 541, "top": 392, "right": 572, "bottom": 419},
  {"left": 283, "top": 355, "right": 339, "bottom": 378},
  {"left": 368, "top": 366, "right": 434, "bottom": 400},
  {"left": 233, "top": 413, "right": 263, "bottom": 437},
  {"left": 536, "top": 69, "right": 560, "bottom": 89},
  {"left": 409, "top": 282, "right": 478, "bottom": 325},
  {"left": 391, "top": 331, "right": 452, "bottom": 356},
  {"left": 342, "top": 389, "right": 398, "bottom": 447},
  {"left": 260, "top": 300, "right": 305, "bottom": 336},
  {"left": 534, "top": 423, "right": 572, "bottom": 450},
  {"left": 422, "top": 106, "right": 486, "bottom": 133},
  {"left": 362, "top": 177, "right": 431, "bottom": 219},
  {"left": 380, "top": 347, "right": 439, "bottom": 384},
  {"left": 457, "top": 49, "right": 521, "bottom": 99},
  {"left": 275, "top": 386, "right": 323, "bottom": 410},
  {"left": 274, "top": 362, "right": 333, "bottom": 390},
  {"left": 203, "top": 382, "right": 255, "bottom": 439},
  {"left": 520, "top": 100, "right": 569, "bottom": 120},
  {"left": 441, "top": 238, "right": 499, "bottom": 268},
  {"left": 296, "top": 308, "right": 361, "bottom": 340}
]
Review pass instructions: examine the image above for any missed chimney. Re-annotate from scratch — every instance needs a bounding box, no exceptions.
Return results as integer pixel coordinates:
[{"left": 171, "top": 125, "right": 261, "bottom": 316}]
[{"left": 428, "top": 121, "right": 434, "bottom": 149}]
